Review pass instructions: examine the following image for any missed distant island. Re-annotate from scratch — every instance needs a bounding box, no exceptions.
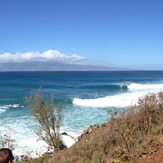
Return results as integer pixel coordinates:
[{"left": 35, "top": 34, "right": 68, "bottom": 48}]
[{"left": 0, "top": 61, "right": 129, "bottom": 71}]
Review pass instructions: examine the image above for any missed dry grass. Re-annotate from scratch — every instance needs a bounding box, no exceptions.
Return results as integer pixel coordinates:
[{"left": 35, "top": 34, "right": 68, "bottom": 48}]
[{"left": 48, "top": 92, "right": 163, "bottom": 163}]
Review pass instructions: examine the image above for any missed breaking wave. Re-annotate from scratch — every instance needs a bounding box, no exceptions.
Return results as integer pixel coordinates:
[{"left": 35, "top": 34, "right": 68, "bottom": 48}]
[
  {"left": 127, "top": 83, "right": 163, "bottom": 91},
  {"left": 73, "top": 93, "right": 139, "bottom": 107},
  {"left": 0, "top": 104, "right": 24, "bottom": 114},
  {"left": 81, "top": 84, "right": 128, "bottom": 91},
  {"left": 73, "top": 82, "right": 163, "bottom": 108}
]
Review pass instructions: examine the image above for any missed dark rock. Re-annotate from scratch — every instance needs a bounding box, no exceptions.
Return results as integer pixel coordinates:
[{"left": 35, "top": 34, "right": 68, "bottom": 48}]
[{"left": 62, "top": 132, "right": 68, "bottom": 136}]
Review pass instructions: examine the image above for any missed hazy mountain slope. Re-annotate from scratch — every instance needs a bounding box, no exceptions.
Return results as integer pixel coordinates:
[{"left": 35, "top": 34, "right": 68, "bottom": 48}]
[{"left": 0, "top": 62, "right": 126, "bottom": 71}]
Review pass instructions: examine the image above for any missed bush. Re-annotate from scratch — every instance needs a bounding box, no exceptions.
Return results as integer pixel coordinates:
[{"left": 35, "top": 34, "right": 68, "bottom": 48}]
[
  {"left": 25, "top": 91, "right": 67, "bottom": 153},
  {"left": 107, "top": 92, "right": 163, "bottom": 162},
  {"left": 49, "top": 92, "right": 163, "bottom": 163}
]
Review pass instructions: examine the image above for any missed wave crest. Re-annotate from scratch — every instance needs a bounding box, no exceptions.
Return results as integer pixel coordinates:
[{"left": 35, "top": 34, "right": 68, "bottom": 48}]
[
  {"left": 0, "top": 104, "right": 24, "bottom": 114},
  {"left": 128, "top": 83, "right": 163, "bottom": 91},
  {"left": 73, "top": 93, "right": 138, "bottom": 108},
  {"left": 73, "top": 82, "right": 163, "bottom": 108}
]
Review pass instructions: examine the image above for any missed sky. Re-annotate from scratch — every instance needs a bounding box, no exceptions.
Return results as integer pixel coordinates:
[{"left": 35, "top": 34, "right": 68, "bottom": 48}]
[{"left": 0, "top": 0, "right": 163, "bottom": 70}]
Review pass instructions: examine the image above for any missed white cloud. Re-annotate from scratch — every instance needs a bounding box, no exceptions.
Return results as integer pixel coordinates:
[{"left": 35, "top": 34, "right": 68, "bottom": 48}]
[{"left": 0, "top": 50, "right": 86, "bottom": 63}]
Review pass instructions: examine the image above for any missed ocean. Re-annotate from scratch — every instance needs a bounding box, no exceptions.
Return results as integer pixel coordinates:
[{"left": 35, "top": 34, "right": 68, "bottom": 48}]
[{"left": 0, "top": 71, "right": 163, "bottom": 157}]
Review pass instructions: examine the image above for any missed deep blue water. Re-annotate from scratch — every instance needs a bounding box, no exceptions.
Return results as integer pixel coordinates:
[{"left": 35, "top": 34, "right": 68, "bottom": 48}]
[{"left": 0, "top": 71, "right": 163, "bottom": 156}]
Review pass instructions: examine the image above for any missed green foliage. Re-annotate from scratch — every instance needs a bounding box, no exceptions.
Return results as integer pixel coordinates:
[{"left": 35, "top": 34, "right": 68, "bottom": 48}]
[
  {"left": 25, "top": 91, "right": 67, "bottom": 153},
  {"left": 14, "top": 154, "right": 51, "bottom": 163}
]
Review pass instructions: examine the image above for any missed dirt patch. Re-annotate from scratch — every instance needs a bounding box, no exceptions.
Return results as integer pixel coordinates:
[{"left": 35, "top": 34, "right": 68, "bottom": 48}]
[{"left": 140, "top": 146, "right": 163, "bottom": 163}]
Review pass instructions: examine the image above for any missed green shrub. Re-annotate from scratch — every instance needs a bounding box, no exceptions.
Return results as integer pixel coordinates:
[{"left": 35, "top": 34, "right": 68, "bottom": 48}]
[{"left": 25, "top": 91, "right": 67, "bottom": 153}]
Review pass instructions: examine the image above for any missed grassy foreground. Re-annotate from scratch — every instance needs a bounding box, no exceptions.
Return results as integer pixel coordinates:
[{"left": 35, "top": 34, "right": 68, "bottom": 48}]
[
  {"left": 17, "top": 92, "right": 163, "bottom": 163},
  {"left": 48, "top": 92, "right": 163, "bottom": 163}
]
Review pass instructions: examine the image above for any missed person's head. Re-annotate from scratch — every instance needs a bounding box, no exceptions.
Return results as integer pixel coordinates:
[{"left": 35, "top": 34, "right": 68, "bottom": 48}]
[{"left": 0, "top": 148, "right": 14, "bottom": 163}]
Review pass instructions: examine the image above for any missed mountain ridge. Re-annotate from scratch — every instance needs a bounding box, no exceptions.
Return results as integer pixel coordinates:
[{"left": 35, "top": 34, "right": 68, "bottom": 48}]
[{"left": 0, "top": 61, "right": 128, "bottom": 71}]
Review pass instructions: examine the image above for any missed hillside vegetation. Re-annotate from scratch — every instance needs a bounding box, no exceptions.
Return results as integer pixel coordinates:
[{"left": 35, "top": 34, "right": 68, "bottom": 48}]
[{"left": 48, "top": 92, "right": 163, "bottom": 163}]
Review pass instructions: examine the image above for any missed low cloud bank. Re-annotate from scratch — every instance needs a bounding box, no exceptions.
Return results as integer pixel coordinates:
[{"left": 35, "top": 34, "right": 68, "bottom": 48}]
[{"left": 0, "top": 50, "right": 86, "bottom": 63}]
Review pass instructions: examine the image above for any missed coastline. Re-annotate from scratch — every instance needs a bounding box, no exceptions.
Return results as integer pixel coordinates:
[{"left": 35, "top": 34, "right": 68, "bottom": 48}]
[{"left": 1, "top": 71, "right": 163, "bottom": 160}]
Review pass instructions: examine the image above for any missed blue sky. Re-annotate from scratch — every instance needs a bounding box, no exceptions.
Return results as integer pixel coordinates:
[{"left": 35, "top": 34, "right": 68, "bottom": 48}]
[{"left": 0, "top": 0, "right": 163, "bottom": 70}]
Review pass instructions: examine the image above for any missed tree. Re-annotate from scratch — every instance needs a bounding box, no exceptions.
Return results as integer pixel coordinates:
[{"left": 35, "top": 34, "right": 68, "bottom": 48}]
[{"left": 25, "top": 91, "right": 66, "bottom": 152}]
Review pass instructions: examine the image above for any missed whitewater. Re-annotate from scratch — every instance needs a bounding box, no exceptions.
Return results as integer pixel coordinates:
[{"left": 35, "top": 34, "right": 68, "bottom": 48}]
[
  {"left": 73, "top": 82, "right": 163, "bottom": 107},
  {"left": 0, "top": 71, "right": 163, "bottom": 158}
]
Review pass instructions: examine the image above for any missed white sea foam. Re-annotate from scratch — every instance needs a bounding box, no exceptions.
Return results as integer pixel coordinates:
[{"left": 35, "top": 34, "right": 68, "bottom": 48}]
[
  {"left": 73, "top": 93, "right": 139, "bottom": 107},
  {"left": 12, "top": 130, "right": 76, "bottom": 158},
  {"left": 0, "top": 104, "right": 24, "bottom": 114},
  {"left": 8, "top": 104, "right": 24, "bottom": 108},
  {"left": 73, "top": 82, "right": 163, "bottom": 108},
  {"left": 5, "top": 104, "right": 24, "bottom": 109},
  {"left": 0, "top": 105, "right": 9, "bottom": 113},
  {"left": 128, "top": 83, "right": 163, "bottom": 91},
  {"left": 0, "top": 109, "right": 6, "bottom": 114},
  {"left": 0, "top": 105, "right": 9, "bottom": 109},
  {"left": 0, "top": 116, "right": 78, "bottom": 158},
  {"left": 62, "top": 131, "right": 78, "bottom": 147},
  {"left": 0, "top": 103, "right": 79, "bottom": 158},
  {"left": 0, "top": 117, "right": 47, "bottom": 158}
]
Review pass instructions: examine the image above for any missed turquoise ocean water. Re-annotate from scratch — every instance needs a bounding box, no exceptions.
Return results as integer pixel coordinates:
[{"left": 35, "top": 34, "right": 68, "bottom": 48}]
[{"left": 0, "top": 71, "right": 163, "bottom": 157}]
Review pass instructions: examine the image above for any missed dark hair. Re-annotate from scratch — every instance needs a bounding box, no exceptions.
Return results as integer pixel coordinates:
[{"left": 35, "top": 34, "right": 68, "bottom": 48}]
[{"left": 0, "top": 148, "right": 14, "bottom": 163}]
